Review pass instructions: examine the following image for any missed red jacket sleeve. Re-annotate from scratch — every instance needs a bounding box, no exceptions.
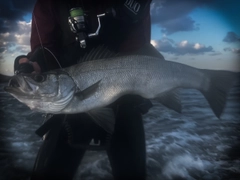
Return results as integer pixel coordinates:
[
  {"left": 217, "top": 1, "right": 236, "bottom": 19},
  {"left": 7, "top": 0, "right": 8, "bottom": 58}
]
[{"left": 28, "top": 0, "right": 59, "bottom": 59}]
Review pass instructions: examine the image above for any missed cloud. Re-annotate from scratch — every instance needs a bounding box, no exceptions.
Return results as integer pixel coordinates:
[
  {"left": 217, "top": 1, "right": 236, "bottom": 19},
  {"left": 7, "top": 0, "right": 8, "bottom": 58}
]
[
  {"left": 0, "top": 0, "right": 35, "bottom": 33},
  {"left": 223, "top": 47, "right": 231, "bottom": 51},
  {"left": 0, "top": 55, "right": 4, "bottom": 62},
  {"left": 234, "top": 49, "right": 240, "bottom": 54},
  {"left": 151, "top": 38, "right": 214, "bottom": 55},
  {"left": 209, "top": 52, "right": 222, "bottom": 56},
  {"left": 15, "top": 45, "right": 30, "bottom": 54},
  {"left": 0, "top": 32, "right": 17, "bottom": 44},
  {"left": 0, "top": 47, "right": 6, "bottom": 53},
  {"left": 150, "top": 0, "right": 213, "bottom": 34},
  {"left": 0, "top": 20, "right": 31, "bottom": 56},
  {"left": 223, "top": 32, "right": 240, "bottom": 43},
  {"left": 224, "top": 47, "right": 240, "bottom": 55},
  {"left": 14, "top": 21, "right": 31, "bottom": 46},
  {"left": 17, "top": 21, "right": 32, "bottom": 34},
  {"left": 160, "top": 16, "right": 199, "bottom": 34},
  {"left": 0, "top": 21, "right": 31, "bottom": 44}
]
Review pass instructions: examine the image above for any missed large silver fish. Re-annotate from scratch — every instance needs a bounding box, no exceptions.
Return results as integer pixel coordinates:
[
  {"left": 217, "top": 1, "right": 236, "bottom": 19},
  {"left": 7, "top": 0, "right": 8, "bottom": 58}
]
[{"left": 4, "top": 46, "right": 236, "bottom": 133}]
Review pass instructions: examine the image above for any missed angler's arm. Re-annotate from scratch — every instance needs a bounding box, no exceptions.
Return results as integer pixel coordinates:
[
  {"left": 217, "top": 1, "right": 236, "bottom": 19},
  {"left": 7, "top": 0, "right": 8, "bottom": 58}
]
[
  {"left": 14, "top": 0, "right": 60, "bottom": 73},
  {"left": 113, "top": 0, "right": 152, "bottom": 24},
  {"left": 111, "top": 0, "right": 152, "bottom": 52}
]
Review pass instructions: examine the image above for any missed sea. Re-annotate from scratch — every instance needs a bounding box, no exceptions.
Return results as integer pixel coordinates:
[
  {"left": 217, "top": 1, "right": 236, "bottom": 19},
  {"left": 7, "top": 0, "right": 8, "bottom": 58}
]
[{"left": 0, "top": 79, "right": 239, "bottom": 180}]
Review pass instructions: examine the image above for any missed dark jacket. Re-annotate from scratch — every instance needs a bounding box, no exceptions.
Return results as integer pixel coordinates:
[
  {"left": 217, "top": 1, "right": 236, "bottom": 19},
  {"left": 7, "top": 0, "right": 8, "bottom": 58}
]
[{"left": 27, "top": 0, "right": 152, "bottom": 70}]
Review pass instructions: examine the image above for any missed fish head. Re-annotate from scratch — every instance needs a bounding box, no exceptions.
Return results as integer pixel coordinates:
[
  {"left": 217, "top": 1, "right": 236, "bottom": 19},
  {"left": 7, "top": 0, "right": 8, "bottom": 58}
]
[{"left": 4, "top": 70, "right": 76, "bottom": 113}]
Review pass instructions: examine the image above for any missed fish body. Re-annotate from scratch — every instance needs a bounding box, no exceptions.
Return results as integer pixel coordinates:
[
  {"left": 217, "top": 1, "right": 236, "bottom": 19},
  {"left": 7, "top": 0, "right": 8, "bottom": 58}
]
[
  {"left": 62, "top": 55, "right": 209, "bottom": 114},
  {"left": 5, "top": 53, "right": 235, "bottom": 116},
  {"left": 4, "top": 48, "right": 237, "bottom": 133}
]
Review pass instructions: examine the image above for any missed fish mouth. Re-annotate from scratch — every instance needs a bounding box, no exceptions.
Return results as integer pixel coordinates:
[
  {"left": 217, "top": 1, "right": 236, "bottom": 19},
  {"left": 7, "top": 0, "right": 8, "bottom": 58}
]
[{"left": 4, "top": 75, "right": 33, "bottom": 96}]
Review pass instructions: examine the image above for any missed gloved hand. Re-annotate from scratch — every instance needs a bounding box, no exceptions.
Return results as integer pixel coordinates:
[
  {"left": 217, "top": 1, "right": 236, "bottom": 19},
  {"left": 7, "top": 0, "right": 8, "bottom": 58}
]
[
  {"left": 14, "top": 55, "right": 41, "bottom": 74},
  {"left": 16, "top": 63, "right": 35, "bottom": 74},
  {"left": 107, "top": 0, "right": 151, "bottom": 24}
]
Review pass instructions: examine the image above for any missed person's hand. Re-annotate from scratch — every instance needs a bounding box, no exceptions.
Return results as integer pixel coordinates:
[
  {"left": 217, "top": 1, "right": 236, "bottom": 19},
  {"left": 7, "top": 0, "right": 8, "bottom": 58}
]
[{"left": 15, "top": 57, "right": 41, "bottom": 74}]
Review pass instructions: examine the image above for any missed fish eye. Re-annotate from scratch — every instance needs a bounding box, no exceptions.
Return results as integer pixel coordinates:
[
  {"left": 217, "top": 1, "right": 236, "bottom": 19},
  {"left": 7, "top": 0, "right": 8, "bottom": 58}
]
[{"left": 33, "top": 74, "right": 45, "bottom": 82}]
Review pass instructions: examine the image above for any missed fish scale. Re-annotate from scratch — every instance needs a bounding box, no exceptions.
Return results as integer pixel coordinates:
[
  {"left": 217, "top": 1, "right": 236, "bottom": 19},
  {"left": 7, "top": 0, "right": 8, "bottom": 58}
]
[
  {"left": 4, "top": 51, "right": 237, "bottom": 133},
  {"left": 60, "top": 55, "right": 231, "bottom": 116}
]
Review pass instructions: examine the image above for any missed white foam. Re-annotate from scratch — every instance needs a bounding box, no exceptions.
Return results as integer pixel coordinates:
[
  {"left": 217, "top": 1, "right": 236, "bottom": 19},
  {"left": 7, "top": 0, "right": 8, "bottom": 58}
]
[{"left": 162, "top": 154, "right": 211, "bottom": 179}]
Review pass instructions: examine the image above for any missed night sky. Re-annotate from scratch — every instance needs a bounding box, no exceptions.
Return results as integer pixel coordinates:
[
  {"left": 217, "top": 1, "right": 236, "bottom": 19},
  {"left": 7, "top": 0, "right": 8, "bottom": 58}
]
[{"left": 0, "top": 0, "right": 239, "bottom": 75}]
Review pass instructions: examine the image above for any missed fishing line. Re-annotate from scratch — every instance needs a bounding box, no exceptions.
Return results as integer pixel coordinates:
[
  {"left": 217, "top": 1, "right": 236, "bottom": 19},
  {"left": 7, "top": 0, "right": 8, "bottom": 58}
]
[
  {"left": 33, "top": 13, "right": 63, "bottom": 135},
  {"left": 33, "top": 14, "right": 62, "bottom": 69}
]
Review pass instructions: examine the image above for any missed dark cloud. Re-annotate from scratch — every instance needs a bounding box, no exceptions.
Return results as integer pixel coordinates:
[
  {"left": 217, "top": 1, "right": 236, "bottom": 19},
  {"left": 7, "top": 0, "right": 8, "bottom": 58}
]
[
  {"left": 153, "top": 38, "right": 214, "bottom": 55},
  {"left": 0, "top": 47, "right": 6, "bottom": 53},
  {"left": 0, "top": 0, "right": 35, "bottom": 19},
  {"left": 151, "top": 0, "right": 214, "bottom": 34},
  {"left": 14, "top": 45, "right": 30, "bottom": 54},
  {"left": 0, "top": 19, "right": 31, "bottom": 56},
  {"left": 223, "top": 47, "right": 231, "bottom": 52},
  {"left": 224, "top": 47, "right": 240, "bottom": 55},
  {"left": 0, "top": 32, "right": 17, "bottom": 44},
  {"left": 235, "top": 49, "right": 240, "bottom": 54},
  {"left": 209, "top": 52, "right": 222, "bottom": 56},
  {"left": 223, "top": 32, "right": 240, "bottom": 43},
  {"left": 0, "top": 0, "right": 35, "bottom": 33},
  {"left": 153, "top": 38, "right": 176, "bottom": 53},
  {"left": 0, "top": 55, "right": 4, "bottom": 62},
  {"left": 11, "top": 0, "right": 36, "bottom": 12},
  {"left": 231, "top": 48, "right": 240, "bottom": 56},
  {"left": 0, "top": 32, "right": 18, "bottom": 55},
  {"left": 1, "top": 44, "right": 30, "bottom": 55},
  {"left": 161, "top": 16, "right": 199, "bottom": 34},
  {"left": 0, "top": 2, "right": 32, "bottom": 61}
]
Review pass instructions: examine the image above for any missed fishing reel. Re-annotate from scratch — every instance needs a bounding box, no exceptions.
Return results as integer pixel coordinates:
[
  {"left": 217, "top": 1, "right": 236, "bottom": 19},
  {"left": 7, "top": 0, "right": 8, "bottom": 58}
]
[{"left": 68, "top": 7, "right": 115, "bottom": 48}]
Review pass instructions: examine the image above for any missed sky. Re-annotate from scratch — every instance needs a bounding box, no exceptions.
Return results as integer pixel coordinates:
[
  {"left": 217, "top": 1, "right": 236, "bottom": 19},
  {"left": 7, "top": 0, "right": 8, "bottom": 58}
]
[{"left": 0, "top": 0, "right": 239, "bottom": 76}]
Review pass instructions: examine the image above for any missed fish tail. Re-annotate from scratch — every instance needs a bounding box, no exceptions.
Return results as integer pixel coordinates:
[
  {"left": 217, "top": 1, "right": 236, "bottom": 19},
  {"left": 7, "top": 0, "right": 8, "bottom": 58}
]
[{"left": 200, "top": 70, "right": 237, "bottom": 118}]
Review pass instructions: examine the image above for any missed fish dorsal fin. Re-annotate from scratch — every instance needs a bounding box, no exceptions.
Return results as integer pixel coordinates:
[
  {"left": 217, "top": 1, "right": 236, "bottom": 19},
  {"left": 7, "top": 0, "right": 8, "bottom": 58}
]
[
  {"left": 155, "top": 90, "right": 181, "bottom": 113},
  {"left": 75, "top": 80, "right": 101, "bottom": 100},
  {"left": 87, "top": 108, "right": 115, "bottom": 134},
  {"left": 79, "top": 45, "right": 118, "bottom": 62}
]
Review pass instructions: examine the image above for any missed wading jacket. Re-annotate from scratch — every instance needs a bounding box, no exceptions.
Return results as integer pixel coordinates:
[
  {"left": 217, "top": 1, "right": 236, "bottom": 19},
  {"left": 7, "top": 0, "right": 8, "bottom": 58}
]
[{"left": 26, "top": 0, "right": 152, "bottom": 71}]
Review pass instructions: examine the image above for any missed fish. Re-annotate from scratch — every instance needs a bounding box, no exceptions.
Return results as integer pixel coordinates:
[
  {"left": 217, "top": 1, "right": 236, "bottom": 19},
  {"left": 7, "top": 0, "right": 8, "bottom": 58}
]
[{"left": 4, "top": 46, "right": 237, "bottom": 133}]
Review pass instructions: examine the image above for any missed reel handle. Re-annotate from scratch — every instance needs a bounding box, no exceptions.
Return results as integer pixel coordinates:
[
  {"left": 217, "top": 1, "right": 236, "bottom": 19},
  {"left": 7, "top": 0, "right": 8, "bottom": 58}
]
[{"left": 69, "top": 7, "right": 116, "bottom": 48}]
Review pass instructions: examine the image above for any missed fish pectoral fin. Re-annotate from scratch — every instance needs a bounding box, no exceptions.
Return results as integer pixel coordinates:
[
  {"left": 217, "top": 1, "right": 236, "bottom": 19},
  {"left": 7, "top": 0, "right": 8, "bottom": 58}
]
[
  {"left": 75, "top": 80, "right": 101, "bottom": 100},
  {"left": 155, "top": 90, "right": 182, "bottom": 113},
  {"left": 87, "top": 108, "right": 115, "bottom": 134}
]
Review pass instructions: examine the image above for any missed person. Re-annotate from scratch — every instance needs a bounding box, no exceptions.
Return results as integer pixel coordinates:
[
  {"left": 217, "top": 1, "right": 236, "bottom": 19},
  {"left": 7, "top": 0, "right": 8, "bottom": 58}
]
[{"left": 14, "top": 0, "right": 164, "bottom": 179}]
